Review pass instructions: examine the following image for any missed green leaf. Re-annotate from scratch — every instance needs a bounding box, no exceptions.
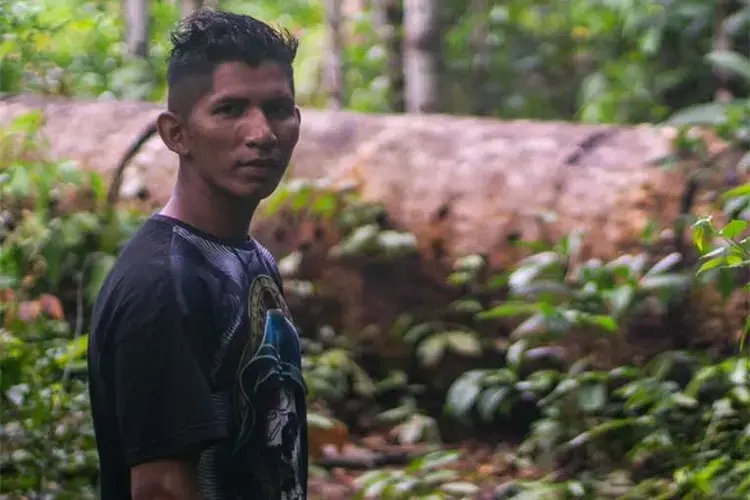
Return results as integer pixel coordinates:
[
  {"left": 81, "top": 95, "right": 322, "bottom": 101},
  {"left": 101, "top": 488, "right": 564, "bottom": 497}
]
[
  {"left": 445, "top": 371, "right": 485, "bottom": 419},
  {"left": 667, "top": 101, "right": 732, "bottom": 126},
  {"left": 307, "top": 412, "right": 336, "bottom": 429},
  {"left": 579, "top": 313, "right": 618, "bottom": 333},
  {"left": 721, "top": 219, "right": 748, "bottom": 240},
  {"left": 510, "top": 312, "right": 547, "bottom": 339},
  {"left": 402, "top": 322, "right": 438, "bottom": 344},
  {"left": 639, "top": 274, "right": 690, "bottom": 292},
  {"left": 697, "top": 257, "right": 726, "bottom": 274},
  {"left": 721, "top": 184, "right": 750, "bottom": 201},
  {"left": 506, "top": 340, "right": 528, "bottom": 368},
  {"left": 443, "top": 330, "right": 482, "bottom": 357},
  {"left": 477, "top": 302, "right": 538, "bottom": 320},
  {"left": 397, "top": 414, "right": 426, "bottom": 445},
  {"left": 645, "top": 252, "right": 682, "bottom": 276},
  {"left": 692, "top": 217, "right": 715, "bottom": 253},
  {"left": 440, "top": 482, "right": 481, "bottom": 496},
  {"left": 477, "top": 386, "right": 513, "bottom": 422},
  {"left": 607, "top": 285, "right": 634, "bottom": 316},
  {"left": 706, "top": 50, "right": 750, "bottom": 83},
  {"left": 417, "top": 335, "right": 447, "bottom": 368},
  {"left": 408, "top": 450, "right": 461, "bottom": 473},
  {"left": 86, "top": 253, "right": 116, "bottom": 304},
  {"left": 449, "top": 299, "right": 483, "bottom": 314},
  {"left": 577, "top": 383, "right": 608, "bottom": 413}
]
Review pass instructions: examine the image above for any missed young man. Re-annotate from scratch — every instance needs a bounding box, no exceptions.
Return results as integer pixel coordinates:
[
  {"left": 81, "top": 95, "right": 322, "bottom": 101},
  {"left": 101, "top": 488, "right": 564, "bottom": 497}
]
[{"left": 87, "top": 9, "right": 307, "bottom": 500}]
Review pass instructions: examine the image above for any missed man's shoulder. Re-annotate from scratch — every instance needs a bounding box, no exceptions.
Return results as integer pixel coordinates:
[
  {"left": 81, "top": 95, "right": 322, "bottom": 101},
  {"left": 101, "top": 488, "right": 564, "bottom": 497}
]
[
  {"left": 94, "top": 217, "right": 206, "bottom": 312},
  {"left": 252, "top": 239, "right": 280, "bottom": 273}
]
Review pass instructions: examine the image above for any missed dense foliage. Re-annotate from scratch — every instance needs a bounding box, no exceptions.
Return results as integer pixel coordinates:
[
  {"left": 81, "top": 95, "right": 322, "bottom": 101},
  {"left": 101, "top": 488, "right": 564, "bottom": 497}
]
[{"left": 3, "top": 0, "right": 750, "bottom": 499}]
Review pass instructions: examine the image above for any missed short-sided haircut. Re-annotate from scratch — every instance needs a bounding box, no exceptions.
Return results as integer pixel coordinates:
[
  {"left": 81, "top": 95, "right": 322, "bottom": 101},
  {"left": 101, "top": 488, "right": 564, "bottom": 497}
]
[{"left": 165, "top": 9, "right": 299, "bottom": 116}]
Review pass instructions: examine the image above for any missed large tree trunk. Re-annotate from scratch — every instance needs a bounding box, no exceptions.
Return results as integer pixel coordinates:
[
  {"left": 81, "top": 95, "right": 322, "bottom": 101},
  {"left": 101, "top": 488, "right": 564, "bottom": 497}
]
[
  {"left": 124, "top": 0, "right": 150, "bottom": 58},
  {"left": 323, "top": 0, "right": 345, "bottom": 109},
  {"left": 403, "top": 0, "right": 441, "bottom": 113},
  {"left": 469, "top": 0, "right": 491, "bottom": 116},
  {"left": 0, "top": 93, "right": 694, "bottom": 263},
  {"left": 373, "top": 0, "right": 405, "bottom": 112}
]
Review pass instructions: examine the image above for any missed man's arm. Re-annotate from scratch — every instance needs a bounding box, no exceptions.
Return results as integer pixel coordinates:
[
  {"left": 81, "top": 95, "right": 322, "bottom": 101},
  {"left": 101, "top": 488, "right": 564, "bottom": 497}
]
[
  {"left": 111, "top": 271, "right": 224, "bottom": 500},
  {"left": 130, "top": 449, "right": 203, "bottom": 500}
]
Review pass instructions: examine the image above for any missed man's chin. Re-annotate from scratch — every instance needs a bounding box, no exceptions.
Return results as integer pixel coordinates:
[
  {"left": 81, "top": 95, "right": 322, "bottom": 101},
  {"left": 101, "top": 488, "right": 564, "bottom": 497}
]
[{"left": 227, "top": 179, "right": 281, "bottom": 201}]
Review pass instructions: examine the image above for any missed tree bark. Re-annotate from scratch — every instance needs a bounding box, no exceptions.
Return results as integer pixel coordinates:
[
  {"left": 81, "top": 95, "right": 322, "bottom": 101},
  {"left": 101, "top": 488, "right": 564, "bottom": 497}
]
[
  {"left": 373, "top": 0, "right": 405, "bottom": 112},
  {"left": 0, "top": 93, "right": 711, "bottom": 264},
  {"left": 403, "top": 0, "right": 441, "bottom": 113},
  {"left": 469, "top": 0, "right": 491, "bottom": 116},
  {"left": 323, "top": 0, "right": 345, "bottom": 109},
  {"left": 124, "top": 0, "right": 150, "bottom": 58}
]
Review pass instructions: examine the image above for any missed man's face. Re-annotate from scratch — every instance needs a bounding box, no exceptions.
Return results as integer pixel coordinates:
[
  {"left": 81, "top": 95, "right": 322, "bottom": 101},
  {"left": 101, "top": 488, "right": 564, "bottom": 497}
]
[{"left": 168, "top": 61, "right": 301, "bottom": 200}]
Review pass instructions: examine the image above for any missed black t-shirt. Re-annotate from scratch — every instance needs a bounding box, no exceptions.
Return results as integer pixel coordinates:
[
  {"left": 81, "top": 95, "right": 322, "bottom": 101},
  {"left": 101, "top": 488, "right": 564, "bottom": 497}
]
[{"left": 87, "top": 214, "right": 308, "bottom": 499}]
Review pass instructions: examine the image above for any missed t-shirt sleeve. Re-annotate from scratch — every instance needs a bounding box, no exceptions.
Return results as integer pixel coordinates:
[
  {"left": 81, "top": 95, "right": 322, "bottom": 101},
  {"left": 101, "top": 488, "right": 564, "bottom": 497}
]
[
  {"left": 258, "top": 243, "right": 285, "bottom": 294},
  {"left": 111, "top": 269, "right": 225, "bottom": 467}
]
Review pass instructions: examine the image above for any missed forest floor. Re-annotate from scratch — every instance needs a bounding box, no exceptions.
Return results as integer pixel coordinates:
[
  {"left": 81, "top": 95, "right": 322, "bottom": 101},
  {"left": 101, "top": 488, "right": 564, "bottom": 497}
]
[{"left": 306, "top": 435, "right": 535, "bottom": 499}]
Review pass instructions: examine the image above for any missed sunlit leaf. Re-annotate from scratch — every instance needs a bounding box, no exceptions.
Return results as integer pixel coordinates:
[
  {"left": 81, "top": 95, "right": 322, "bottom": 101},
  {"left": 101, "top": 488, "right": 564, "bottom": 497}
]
[
  {"left": 722, "top": 220, "right": 748, "bottom": 240},
  {"left": 706, "top": 50, "right": 750, "bottom": 83},
  {"left": 443, "top": 330, "right": 483, "bottom": 357}
]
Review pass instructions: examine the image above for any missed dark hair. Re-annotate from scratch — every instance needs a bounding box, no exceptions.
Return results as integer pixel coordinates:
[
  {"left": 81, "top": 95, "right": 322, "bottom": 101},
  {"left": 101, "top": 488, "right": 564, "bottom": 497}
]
[{"left": 165, "top": 9, "right": 299, "bottom": 115}]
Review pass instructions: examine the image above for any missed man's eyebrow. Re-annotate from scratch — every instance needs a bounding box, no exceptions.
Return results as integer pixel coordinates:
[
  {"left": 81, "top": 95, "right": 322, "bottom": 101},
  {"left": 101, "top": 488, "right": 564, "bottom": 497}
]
[{"left": 210, "top": 92, "right": 294, "bottom": 105}]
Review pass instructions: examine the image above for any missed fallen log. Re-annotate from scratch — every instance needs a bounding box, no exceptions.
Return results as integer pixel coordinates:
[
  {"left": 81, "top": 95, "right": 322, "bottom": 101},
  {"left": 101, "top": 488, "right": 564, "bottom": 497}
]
[
  {"left": 0, "top": 93, "right": 695, "bottom": 264},
  {"left": 0, "top": 93, "right": 742, "bottom": 365}
]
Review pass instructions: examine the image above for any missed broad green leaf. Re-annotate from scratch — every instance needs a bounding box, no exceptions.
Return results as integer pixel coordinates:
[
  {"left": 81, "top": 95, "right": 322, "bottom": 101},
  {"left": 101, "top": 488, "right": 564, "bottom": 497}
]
[
  {"left": 579, "top": 314, "right": 618, "bottom": 333},
  {"left": 477, "top": 386, "right": 513, "bottom": 422},
  {"left": 417, "top": 335, "right": 447, "bottom": 368},
  {"left": 510, "top": 312, "right": 547, "bottom": 339},
  {"left": 445, "top": 371, "right": 484, "bottom": 419},
  {"left": 506, "top": 339, "right": 528, "bottom": 368},
  {"left": 706, "top": 50, "right": 750, "bottom": 83},
  {"left": 645, "top": 252, "right": 682, "bottom": 276},
  {"left": 721, "top": 219, "right": 748, "bottom": 240},
  {"left": 639, "top": 274, "right": 691, "bottom": 292},
  {"left": 477, "top": 302, "right": 538, "bottom": 320},
  {"left": 607, "top": 285, "right": 634, "bottom": 316},
  {"left": 697, "top": 257, "right": 725, "bottom": 274},
  {"left": 722, "top": 184, "right": 750, "bottom": 201},
  {"left": 577, "top": 383, "right": 607, "bottom": 413},
  {"left": 440, "top": 482, "right": 481, "bottom": 496},
  {"left": 443, "top": 330, "right": 482, "bottom": 357},
  {"left": 667, "top": 101, "right": 731, "bottom": 126}
]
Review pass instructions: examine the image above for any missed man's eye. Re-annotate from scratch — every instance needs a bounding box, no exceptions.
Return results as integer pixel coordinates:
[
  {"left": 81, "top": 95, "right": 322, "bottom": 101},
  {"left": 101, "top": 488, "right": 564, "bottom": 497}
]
[
  {"left": 217, "top": 104, "right": 243, "bottom": 117},
  {"left": 265, "top": 102, "right": 294, "bottom": 119}
]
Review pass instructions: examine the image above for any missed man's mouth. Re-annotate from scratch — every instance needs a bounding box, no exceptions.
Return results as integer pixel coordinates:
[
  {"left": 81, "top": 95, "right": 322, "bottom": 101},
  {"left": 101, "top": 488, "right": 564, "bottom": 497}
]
[
  {"left": 237, "top": 158, "right": 279, "bottom": 169},
  {"left": 236, "top": 159, "right": 281, "bottom": 181}
]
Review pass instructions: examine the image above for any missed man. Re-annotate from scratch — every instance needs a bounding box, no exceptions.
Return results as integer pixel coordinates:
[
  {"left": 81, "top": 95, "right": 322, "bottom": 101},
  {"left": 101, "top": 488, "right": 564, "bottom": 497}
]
[{"left": 87, "top": 9, "right": 307, "bottom": 500}]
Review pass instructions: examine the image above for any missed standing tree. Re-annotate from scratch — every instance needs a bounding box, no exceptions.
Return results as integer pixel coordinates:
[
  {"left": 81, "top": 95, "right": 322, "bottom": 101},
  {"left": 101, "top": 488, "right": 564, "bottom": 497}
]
[
  {"left": 124, "top": 0, "right": 149, "bottom": 58},
  {"left": 374, "top": 0, "right": 405, "bottom": 112},
  {"left": 403, "top": 0, "right": 441, "bottom": 113},
  {"left": 181, "top": 0, "right": 219, "bottom": 19},
  {"left": 323, "top": 0, "right": 345, "bottom": 109},
  {"left": 469, "top": 0, "right": 491, "bottom": 115}
]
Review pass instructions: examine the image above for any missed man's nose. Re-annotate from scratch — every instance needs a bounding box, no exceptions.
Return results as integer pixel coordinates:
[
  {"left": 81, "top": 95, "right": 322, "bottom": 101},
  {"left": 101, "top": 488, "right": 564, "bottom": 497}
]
[{"left": 242, "top": 109, "right": 278, "bottom": 149}]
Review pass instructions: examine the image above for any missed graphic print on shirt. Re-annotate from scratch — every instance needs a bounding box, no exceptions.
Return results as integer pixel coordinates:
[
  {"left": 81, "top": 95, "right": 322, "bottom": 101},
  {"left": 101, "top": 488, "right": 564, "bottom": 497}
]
[
  {"left": 169, "top": 225, "right": 306, "bottom": 499},
  {"left": 232, "top": 274, "right": 306, "bottom": 499}
]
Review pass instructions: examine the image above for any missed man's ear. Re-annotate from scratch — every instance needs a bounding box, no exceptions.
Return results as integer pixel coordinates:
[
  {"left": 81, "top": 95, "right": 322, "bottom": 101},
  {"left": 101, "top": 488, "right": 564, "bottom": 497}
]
[
  {"left": 156, "top": 111, "right": 190, "bottom": 156},
  {"left": 294, "top": 105, "right": 301, "bottom": 125}
]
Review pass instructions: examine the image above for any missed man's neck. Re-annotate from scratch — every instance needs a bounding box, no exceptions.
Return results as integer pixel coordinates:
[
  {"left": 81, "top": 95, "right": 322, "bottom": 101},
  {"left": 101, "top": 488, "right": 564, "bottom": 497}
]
[{"left": 161, "top": 169, "right": 259, "bottom": 242}]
